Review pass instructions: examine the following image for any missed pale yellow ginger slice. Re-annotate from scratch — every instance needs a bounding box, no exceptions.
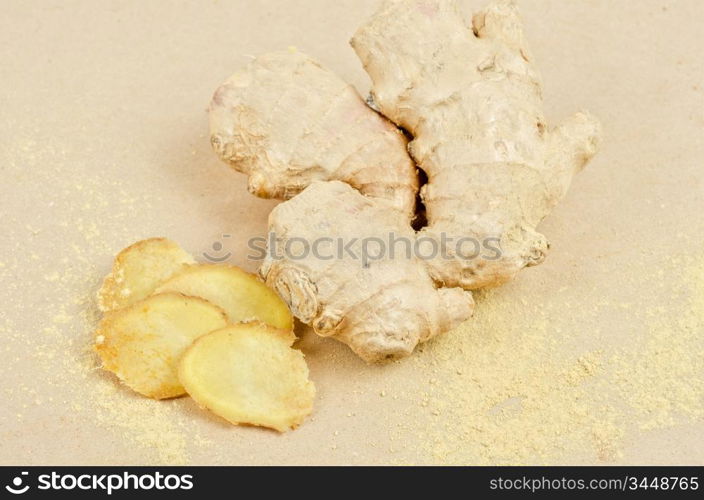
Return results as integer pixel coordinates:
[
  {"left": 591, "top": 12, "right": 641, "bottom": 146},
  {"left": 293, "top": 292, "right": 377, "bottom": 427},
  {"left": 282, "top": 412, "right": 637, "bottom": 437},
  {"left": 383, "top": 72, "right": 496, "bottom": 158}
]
[
  {"left": 209, "top": 50, "right": 418, "bottom": 218},
  {"left": 97, "top": 238, "right": 195, "bottom": 312},
  {"left": 260, "top": 181, "right": 474, "bottom": 362},
  {"left": 351, "top": 0, "right": 602, "bottom": 289},
  {"left": 155, "top": 264, "right": 293, "bottom": 330},
  {"left": 179, "top": 323, "right": 315, "bottom": 432},
  {"left": 94, "top": 293, "right": 228, "bottom": 399}
]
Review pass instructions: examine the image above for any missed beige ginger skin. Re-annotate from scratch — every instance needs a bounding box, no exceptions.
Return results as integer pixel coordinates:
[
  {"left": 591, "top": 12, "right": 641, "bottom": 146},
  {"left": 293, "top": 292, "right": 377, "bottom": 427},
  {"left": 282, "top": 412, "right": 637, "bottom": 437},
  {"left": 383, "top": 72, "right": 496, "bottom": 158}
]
[
  {"left": 352, "top": 0, "right": 602, "bottom": 289},
  {"left": 260, "top": 181, "right": 474, "bottom": 362},
  {"left": 209, "top": 50, "right": 418, "bottom": 218},
  {"left": 208, "top": 0, "right": 601, "bottom": 361}
]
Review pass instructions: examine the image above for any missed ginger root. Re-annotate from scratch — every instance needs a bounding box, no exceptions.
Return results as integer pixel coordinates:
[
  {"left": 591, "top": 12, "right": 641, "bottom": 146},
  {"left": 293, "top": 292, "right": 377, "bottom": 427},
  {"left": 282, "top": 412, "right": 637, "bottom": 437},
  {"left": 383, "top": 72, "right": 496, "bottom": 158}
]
[
  {"left": 351, "top": 0, "right": 601, "bottom": 288},
  {"left": 209, "top": 0, "right": 601, "bottom": 361},
  {"left": 209, "top": 50, "right": 418, "bottom": 217},
  {"left": 261, "top": 181, "right": 474, "bottom": 362}
]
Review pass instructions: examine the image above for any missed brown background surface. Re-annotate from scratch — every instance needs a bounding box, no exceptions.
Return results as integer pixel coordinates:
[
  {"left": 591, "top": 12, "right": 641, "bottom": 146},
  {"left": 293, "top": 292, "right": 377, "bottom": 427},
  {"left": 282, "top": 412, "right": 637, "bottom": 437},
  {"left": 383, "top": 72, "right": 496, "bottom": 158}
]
[{"left": 0, "top": 0, "right": 702, "bottom": 465}]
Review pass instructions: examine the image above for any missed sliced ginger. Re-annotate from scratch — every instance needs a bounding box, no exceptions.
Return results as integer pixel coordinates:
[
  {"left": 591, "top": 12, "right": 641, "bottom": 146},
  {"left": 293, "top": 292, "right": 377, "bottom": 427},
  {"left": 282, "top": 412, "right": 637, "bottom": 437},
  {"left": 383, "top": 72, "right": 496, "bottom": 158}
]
[
  {"left": 155, "top": 264, "right": 293, "bottom": 330},
  {"left": 97, "top": 238, "right": 195, "bottom": 312},
  {"left": 179, "top": 323, "right": 315, "bottom": 432},
  {"left": 95, "top": 293, "right": 228, "bottom": 399}
]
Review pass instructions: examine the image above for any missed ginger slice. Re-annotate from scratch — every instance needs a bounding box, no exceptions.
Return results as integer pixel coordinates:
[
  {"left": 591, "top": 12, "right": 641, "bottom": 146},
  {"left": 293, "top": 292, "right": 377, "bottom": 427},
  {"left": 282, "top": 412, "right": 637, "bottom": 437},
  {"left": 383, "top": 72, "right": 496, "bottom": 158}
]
[
  {"left": 95, "top": 293, "right": 228, "bottom": 399},
  {"left": 179, "top": 323, "right": 315, "bottom": 432},
  {"left": 97, "top": 238, "right": 195, "bottom": 312},
  {"left": 155, "top": 264, "right": 293, "bottom": 330}
]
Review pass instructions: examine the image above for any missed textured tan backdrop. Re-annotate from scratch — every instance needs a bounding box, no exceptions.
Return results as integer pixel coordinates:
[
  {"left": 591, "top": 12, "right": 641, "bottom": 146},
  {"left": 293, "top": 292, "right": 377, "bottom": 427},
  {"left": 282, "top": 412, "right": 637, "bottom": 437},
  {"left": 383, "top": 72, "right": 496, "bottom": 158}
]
[{"left": 1, "top": 0, "right": 702, "bottom": 465}]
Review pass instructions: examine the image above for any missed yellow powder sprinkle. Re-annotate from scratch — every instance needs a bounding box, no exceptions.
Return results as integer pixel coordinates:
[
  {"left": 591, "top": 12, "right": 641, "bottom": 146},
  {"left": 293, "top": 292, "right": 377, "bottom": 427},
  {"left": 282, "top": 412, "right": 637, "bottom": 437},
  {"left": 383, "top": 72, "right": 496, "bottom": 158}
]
[
  {"left": 387, "top": 252, "right": 704, "bottom": 465},
  {"left": 0, "top": 153, "right": 196, "bottom": 464}
]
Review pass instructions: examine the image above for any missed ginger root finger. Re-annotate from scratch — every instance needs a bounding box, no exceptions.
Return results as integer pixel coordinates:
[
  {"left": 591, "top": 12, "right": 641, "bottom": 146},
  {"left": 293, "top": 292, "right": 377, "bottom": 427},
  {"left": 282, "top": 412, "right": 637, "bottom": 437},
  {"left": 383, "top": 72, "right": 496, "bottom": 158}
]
[
  {"left": 351, "top": 0, "right": 602, "bottom": 289},
  {"left": 544, "top": 111, "right": 602, "bottom": 205},
  {"left": 209, "top": 50, "right": 418, "bottom": 218},
  {"left": 260, "top": 181, "right": 474, "bottom": 363}
]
